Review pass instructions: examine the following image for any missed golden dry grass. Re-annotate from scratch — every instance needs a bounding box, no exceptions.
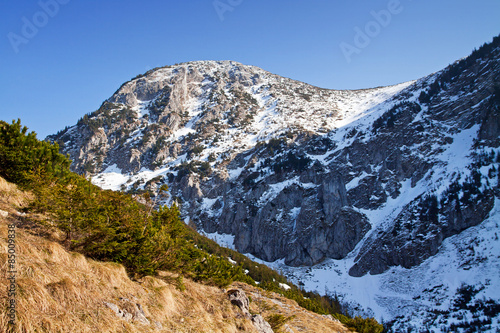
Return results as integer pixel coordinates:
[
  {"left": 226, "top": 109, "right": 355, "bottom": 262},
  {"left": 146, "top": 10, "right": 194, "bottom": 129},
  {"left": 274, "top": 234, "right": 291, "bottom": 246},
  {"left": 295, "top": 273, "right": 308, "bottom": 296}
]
[
  {"left": 0, "top": 177, "right": 352, "bottom": 332},
  {"left": 0, "top": 176, "right": 31, "bottom": 213},
  {"left": 0, "top": 220, "right": 261, "bottom": 332},
  {"left": 0, "top": 177, "right": 257, "bottom": 332}
]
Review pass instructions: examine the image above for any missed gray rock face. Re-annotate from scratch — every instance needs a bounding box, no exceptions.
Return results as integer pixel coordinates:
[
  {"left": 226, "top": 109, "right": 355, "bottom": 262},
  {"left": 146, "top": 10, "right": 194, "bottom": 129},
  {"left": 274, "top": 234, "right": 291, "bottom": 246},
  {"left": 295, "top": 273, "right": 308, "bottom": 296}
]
[
  {"left": 104, "top": 298, "right": 150, "bottom": 325},
  {"left": 479, "top": 97, "right": 500, "bottom": 146},
  {"left": 251, "top": 314, "right": 274, "bottom": 333},
  {"left": 227, "top": 289, "right": 273, "bottom": 333},
  {"left": 50, "top": 39, "right": 500, "bottom": 275},
  {"left": 227, "top": 288, "right": 250, "bottom": 316},
  {"left": 349, "top": 190, "right": 496, "bottom": 277},
  {"left": 220, "top": 168, "right": 370, "bottom": 266}
]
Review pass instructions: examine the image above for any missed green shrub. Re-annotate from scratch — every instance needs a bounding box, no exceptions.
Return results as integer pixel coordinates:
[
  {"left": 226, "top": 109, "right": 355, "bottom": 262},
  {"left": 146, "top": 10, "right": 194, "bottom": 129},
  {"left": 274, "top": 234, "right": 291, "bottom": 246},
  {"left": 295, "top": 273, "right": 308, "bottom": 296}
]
[
  {"left": 193, "top": 255, "right": 247, "bottom": 288},
  {"left": 190, "top": 144, "right": 205, "bottom": 156},
  {"left": 266, "top": 314, "right": 295, "bottom": 332},
  {"left": 0, "top": 119, "right": 70, "bottom": 188}
]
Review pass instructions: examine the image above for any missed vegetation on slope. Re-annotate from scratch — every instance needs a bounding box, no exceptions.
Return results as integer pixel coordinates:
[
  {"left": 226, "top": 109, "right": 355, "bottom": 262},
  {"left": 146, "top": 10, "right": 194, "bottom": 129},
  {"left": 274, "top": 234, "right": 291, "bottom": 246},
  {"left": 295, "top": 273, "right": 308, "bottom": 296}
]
[
  {"left": 0, "top": 182, "right": 258, "bottom": 332},
  {"left": 0, "top": 119, "right": 383, "bottom": 333}
]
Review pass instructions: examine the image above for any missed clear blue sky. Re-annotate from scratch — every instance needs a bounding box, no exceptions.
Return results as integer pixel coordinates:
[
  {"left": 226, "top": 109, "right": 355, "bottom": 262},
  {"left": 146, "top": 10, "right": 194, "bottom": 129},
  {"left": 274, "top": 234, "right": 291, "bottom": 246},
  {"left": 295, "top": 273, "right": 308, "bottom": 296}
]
[{"left": 1, "top": 0, "right": 499, "bottom": 138}]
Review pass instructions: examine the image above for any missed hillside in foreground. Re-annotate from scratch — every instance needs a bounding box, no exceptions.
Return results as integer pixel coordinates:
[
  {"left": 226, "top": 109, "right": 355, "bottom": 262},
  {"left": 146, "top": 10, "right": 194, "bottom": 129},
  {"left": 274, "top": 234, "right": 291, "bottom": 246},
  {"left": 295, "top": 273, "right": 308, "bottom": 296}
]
[{"left": 0, "top": 175, "right": 349, "bottom": 333}]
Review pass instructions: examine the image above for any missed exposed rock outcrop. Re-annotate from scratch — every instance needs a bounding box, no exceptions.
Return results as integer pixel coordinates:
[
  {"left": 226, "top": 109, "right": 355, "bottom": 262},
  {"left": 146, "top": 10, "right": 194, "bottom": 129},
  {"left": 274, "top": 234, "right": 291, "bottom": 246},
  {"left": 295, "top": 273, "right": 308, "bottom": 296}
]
[
  {"left": 104, "top": 298, "right": 150, "bottom": 325},
  {"left": 227, "top": 289, "right": 273, "bottom": 333},
  {"left": 251, "top": 315, "right": 274, "bottom": 333}
]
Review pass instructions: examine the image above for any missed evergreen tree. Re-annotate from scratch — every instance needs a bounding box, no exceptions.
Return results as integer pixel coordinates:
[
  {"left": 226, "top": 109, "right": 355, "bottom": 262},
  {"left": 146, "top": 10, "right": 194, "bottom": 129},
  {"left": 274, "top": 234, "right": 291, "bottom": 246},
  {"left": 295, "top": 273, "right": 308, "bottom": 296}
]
[{"left": 0, "top": 119, "right": 70, "bottom": 188}]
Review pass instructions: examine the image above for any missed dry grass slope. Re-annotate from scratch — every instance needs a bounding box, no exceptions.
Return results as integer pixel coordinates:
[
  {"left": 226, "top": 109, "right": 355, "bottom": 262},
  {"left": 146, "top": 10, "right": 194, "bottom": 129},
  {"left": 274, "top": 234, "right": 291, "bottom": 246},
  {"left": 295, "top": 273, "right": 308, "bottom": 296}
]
[
  {"left": 0, "top": 177, "right": 257, "bottom": 332},
  {"left": 0, "top": 177, "right": 351, "bottom": 332}
]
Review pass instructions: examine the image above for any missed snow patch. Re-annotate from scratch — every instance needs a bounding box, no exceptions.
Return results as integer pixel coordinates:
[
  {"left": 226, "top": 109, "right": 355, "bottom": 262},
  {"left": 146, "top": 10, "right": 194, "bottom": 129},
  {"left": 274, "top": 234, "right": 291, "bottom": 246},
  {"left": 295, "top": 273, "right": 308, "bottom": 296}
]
[{"left": 201, "top": 231, "right": 236, "bottom": 251}]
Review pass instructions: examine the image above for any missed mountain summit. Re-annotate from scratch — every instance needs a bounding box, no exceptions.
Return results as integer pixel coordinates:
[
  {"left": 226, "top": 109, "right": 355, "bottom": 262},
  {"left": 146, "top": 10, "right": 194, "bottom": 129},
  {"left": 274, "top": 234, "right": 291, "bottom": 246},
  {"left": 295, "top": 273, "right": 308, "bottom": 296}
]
[
  {"left": 51, "top": 59, "right": 414, "bottom": 266},
  {"left": 50, "top": 35, "right": 500, "bottom": 330}
]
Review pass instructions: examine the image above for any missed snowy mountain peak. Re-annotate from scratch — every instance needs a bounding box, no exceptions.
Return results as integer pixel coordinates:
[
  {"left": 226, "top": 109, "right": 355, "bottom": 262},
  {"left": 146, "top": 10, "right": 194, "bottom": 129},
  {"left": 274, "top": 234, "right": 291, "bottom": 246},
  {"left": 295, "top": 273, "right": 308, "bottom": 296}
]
[{"left": 50, "top": 34, "right": 500, "bottom": 331}]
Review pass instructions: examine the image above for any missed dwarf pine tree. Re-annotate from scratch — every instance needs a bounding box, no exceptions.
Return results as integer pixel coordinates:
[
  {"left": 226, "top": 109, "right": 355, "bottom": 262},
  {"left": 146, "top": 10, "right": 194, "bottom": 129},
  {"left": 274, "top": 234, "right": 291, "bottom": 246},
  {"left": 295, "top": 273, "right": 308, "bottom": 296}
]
[{"left": 0, "top": 119, "right": 70, "bottom": 188}]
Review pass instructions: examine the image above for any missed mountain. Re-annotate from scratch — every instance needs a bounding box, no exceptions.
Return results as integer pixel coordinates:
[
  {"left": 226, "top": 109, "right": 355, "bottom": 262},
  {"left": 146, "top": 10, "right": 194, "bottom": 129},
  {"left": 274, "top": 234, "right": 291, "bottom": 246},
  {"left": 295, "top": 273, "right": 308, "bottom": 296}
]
[
  {"left": 49, "top": 60, "right": 414, "bottom": 266},
  {"left": 49, "top": 35, "right": 500, "bottom": 330}
]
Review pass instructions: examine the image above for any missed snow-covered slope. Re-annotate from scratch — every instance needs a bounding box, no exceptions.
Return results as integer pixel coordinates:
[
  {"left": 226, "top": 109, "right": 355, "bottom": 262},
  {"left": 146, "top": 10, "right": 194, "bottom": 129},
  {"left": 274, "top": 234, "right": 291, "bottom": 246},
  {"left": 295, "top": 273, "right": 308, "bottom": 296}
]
[
  {"left": 251, "top": 178, "right": 500, "bottom": 331},
  {"left": 49, "top": 35, "right": 500, "bottom": 331}
]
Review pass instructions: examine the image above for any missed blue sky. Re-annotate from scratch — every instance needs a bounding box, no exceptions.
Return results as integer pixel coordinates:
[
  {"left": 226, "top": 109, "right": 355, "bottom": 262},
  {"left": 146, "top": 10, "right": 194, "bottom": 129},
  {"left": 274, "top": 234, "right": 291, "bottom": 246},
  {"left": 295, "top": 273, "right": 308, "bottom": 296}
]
[{"left": 1, "top": 0, "right": 499, "bottom": 138}]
